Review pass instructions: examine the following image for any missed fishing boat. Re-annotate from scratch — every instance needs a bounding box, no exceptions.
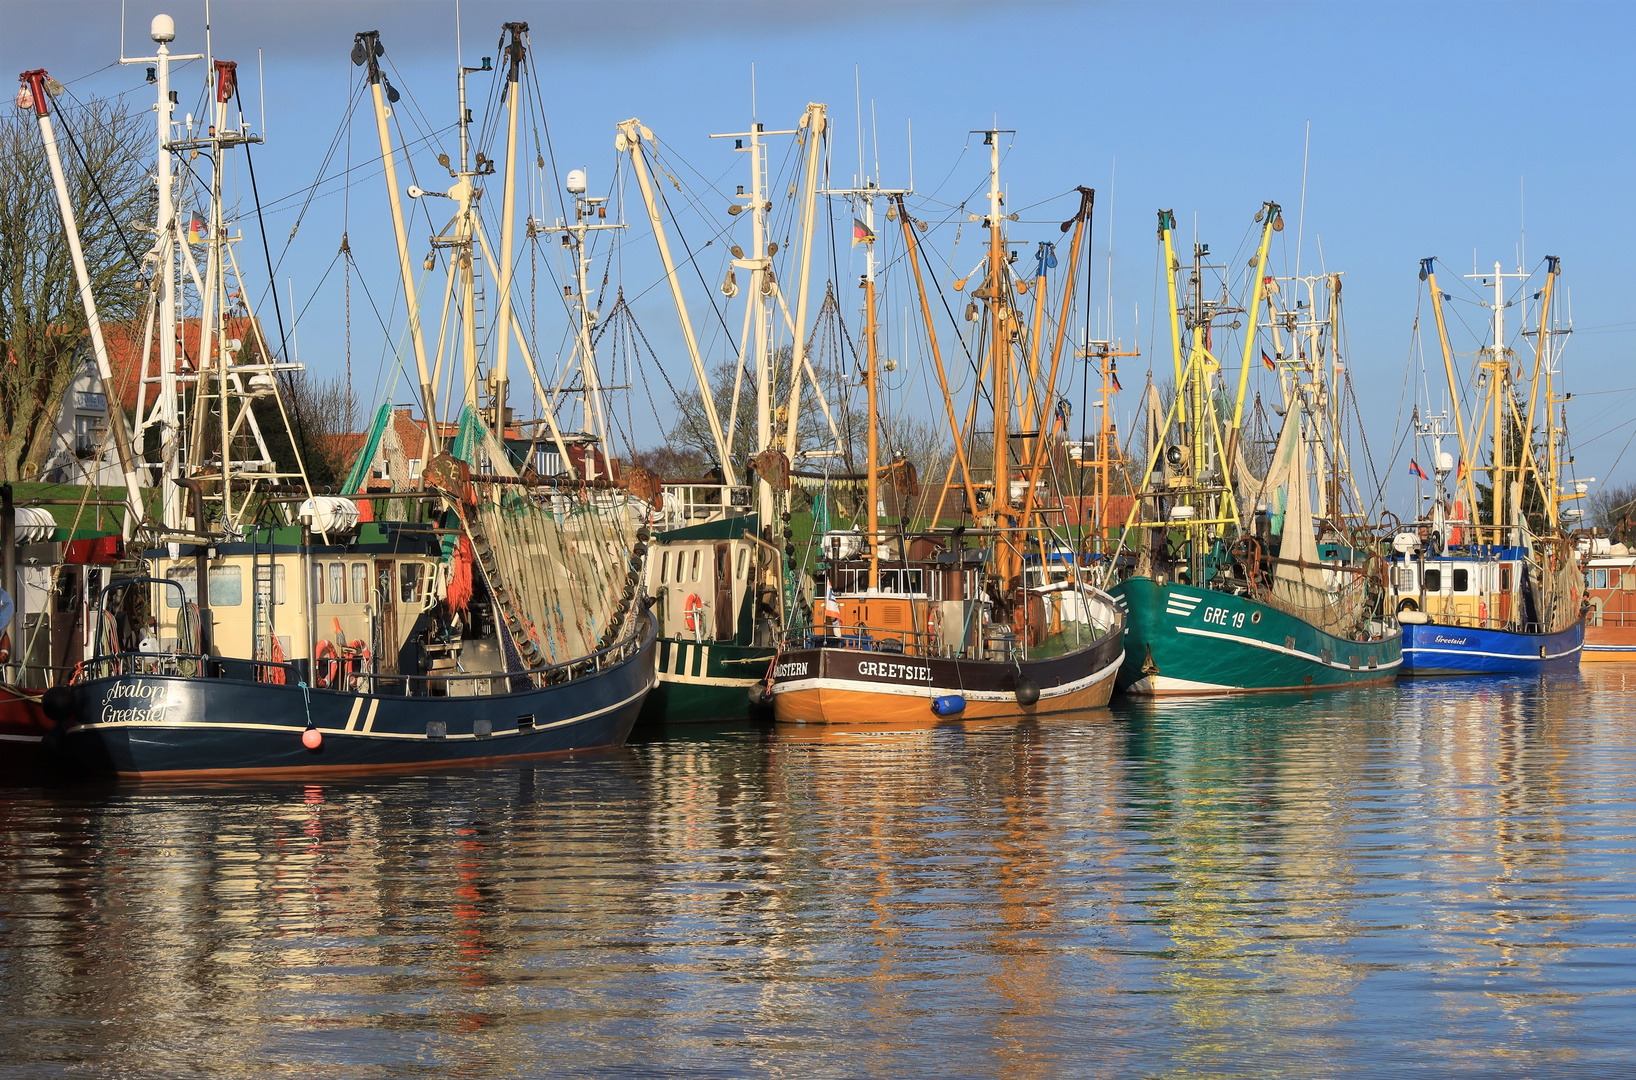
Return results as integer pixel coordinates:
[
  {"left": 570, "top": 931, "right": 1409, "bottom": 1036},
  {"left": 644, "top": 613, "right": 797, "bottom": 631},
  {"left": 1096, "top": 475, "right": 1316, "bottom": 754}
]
[
  {"left": 1387, "top": 258, "right": 1584, "bottom": 674},
  {"left": 768, "top": 132, "right": 1125, "bottom": 723},
  {"left": 2, "top": 499, "right": 128, "bottom": 775},
  {"left": 1581, "top": 538, "right": 1636, "bottom": 661},
  {"left": 614, "top": 107, "right": 832, "bottom": 724},
  {"left": 1109, "top": 208, "right": 1400, "bottom": 695},
  {"left": 34, "top": 18, "right": 654, "bottom": 777}
]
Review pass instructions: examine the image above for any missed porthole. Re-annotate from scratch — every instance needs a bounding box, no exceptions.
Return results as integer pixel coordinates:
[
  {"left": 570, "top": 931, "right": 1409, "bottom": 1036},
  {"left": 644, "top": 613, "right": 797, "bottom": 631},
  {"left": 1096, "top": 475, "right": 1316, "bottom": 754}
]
[{"left": 1250, "top": 611, "right": 1262, "bottom": 624}]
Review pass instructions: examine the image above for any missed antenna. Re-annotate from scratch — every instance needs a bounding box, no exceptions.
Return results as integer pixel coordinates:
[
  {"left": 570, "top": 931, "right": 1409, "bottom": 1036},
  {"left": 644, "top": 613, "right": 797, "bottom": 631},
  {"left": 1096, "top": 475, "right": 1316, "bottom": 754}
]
[
  {"left": 870, "top": 98, "right": 879, "bottom": 184},
  {"left": 1294, "top": 119, "right": 1310, "bottom": 280},
  {"left": 258, "top": 48, "right": 265, "bottom": 136},
  {"left": 854, "top": 65, "right": 863, "bottom": 185},
  {"left": 907, "top": 117, "right": 913, "bottom": 191},
  {"left": 750, "top": 61, "right": 757, "bottom": 122},
  {"left": 455, "top": 0, "right": 462, "bottom": 68},
  {"left": 1106, "top": 154, "right": 1115, "bottom": 339}
]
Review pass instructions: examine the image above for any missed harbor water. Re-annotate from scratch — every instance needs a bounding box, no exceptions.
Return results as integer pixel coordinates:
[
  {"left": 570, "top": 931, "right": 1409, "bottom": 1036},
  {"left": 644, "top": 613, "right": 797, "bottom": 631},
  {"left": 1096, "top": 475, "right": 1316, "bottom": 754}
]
[{"left": 3, "top": 668, "right": 1635, "bottom": 1077}]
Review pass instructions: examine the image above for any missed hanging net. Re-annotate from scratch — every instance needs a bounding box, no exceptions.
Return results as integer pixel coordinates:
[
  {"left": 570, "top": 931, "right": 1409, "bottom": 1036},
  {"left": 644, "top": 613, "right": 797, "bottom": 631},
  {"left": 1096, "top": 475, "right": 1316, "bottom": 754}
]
[{"left": 423, "top": 407, "right": 645, "bottom": 680}]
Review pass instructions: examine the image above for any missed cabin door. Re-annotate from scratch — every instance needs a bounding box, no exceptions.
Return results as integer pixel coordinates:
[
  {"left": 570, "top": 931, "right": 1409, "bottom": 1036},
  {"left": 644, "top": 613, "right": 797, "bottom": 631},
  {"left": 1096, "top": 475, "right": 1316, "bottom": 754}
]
[
  {"left": 714, "top": 542, "right": 734, "bottom": 642},
  {"left": 374, "top": 560, "right": 398, "bottom": 675}
]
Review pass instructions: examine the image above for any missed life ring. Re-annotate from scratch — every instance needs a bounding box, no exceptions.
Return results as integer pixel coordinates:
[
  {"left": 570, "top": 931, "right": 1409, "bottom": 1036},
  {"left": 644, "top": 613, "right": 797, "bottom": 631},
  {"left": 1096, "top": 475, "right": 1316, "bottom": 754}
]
[
  {"left": 925, "top": 605, "right": 942, "bottom": 647},
  {"left": 683, "top": 593, "right": 705, "bottom": 635},
  {"left": 344, "top": 638, "right": 370, "bottom": 691},
  {"left": 1397, "top": 597, "right": 1419, "bottom": 614},
  {"left": 314, "top": 639, "right": 340, "bottom": 689},
  {"left": 1478, "top": 601, "right": 1489, "bottom": 625}
]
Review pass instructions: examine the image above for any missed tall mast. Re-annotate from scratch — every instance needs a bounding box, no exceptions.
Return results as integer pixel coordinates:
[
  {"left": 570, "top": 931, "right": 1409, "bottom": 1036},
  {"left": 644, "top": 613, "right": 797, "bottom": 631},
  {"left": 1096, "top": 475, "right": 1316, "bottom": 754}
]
[
  {"left": 982, "top": 130, "right": 1010, "bottom": 580},
  {"left": 825, "top": 171, "right": 909, "bottom": 591},
  {"left": 617, "top": 118, "right": 736, "bottom": 484},
  {"left": 780, "top": 104, "right": 828, "bottom": 462},
  {"left": 121, "top": 15, "right": 202, "bottom": 531},
  {"left": 18, "top": 70, "right": 145, "bottom": 538},
  {"left": 487, "top": 22, "right": 527, "bottom": 429},
  {"left": 353, "top": 31, "right": 438, "bottom": 450},
  {"left": 711, "top": 111, "right": 799, "bottom": 525}
]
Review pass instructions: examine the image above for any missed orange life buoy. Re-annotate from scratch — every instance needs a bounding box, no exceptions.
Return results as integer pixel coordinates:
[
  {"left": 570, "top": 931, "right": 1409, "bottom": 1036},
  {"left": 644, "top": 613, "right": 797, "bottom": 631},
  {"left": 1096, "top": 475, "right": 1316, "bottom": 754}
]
[
  {"left": 683, "top": 592, "right": 705, "bottom": 634},
  {"left": 1479, "top": 600, "right": 1489, "bottom": 625},
  {"left": 314, "top": 639, "right": 340, "bottom": 689}
]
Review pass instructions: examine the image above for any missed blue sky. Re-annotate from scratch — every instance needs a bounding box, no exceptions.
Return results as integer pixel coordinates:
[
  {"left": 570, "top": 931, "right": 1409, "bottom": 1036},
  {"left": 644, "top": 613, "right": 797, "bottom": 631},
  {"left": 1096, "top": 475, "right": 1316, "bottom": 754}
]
[{"left": 5, "top": 0, "right": 1633, "bottom": 516}]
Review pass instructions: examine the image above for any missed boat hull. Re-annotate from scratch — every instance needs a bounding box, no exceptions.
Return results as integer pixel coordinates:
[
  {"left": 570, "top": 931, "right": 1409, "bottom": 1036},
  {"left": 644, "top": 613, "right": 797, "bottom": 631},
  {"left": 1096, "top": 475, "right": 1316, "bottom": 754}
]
[
  {"left": 769, "top": 630, "right": 1124, "bottom": 725},
  {"left": 1583, "top": 623, "right": 1636, "bottom": 662},
  {"left": 50, "top": 625, "right": 658, "bottom": 780},
  {"left": 636, "top": 637, "right": 774, "bottom": 725},
  {"left": 0, "top": 685, "right": 51, "bottom": 778},
  {"left": 1399, "top": 618, "right": 1583, "bottom": 675},
  {"left": 1112, "top": 577, "right": 1401, "bottom": 696}
]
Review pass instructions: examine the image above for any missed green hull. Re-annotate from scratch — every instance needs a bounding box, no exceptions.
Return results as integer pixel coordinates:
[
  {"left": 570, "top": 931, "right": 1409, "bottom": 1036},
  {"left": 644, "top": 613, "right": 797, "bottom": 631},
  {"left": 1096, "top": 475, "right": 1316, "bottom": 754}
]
[
  {"left": 1112, "top": 577, "right": 1401, "bottom": 696},
  {"left": 635, "top": 637, "right": 774, "bottom": 725}
]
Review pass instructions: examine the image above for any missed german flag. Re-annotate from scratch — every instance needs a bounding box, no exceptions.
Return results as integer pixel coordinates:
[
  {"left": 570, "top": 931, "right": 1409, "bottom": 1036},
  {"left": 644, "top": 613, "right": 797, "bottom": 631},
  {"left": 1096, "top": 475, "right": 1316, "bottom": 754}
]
[
  {"left": 852, "top": 217, "right": 875, "bottom": 247},
  {"left": 1261, "top": 349, "right": 1276, "bottom": 371}
]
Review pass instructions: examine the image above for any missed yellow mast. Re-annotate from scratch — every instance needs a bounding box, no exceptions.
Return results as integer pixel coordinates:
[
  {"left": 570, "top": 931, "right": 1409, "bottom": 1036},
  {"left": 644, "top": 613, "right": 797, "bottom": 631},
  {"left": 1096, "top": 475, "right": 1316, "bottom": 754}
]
[
  {"left": 1229, "top": 202, "right": 1280, "bottom": 465},
  {"left": 1422, "top": 260, "right": 1481, "bottom": 525},
  {"left": 863, "top": 272, "right": 880, "bottom": 590},
  {"left": 1519, "top": 256, "right": 1560, "bottom": 527},
  {"left": 893, "top": 194, "right": 981, "bottom": 521}
]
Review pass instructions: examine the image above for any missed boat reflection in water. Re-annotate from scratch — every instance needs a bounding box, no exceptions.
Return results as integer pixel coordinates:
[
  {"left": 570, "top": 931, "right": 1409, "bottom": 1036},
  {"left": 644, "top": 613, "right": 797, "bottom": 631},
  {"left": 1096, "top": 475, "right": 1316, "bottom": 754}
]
[{"left": 2, "top": 670, "right": 1632, "bottom": 1076}]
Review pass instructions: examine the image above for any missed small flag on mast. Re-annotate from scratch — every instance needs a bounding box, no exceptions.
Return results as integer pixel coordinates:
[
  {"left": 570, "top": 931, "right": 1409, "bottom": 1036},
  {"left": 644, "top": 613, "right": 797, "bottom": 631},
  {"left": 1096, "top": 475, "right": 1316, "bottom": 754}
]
[
  {"left": 1261, "top": 349, "right": 1276, "bottom": 371},
  {"left": 188, "top": 213, "right": 205, "bottom": 244},
  {"left": 1456, "top": 459, "right": 1467, "bottom": 482},
  {"left": 824, "top": 581, "right": 841, "bottom": 617},
  {"left": 1409, "top": 460, "right": 1429, "bottom": 481},
  {"left": 852, "top": 217, "right": 875, "bottom": 247}
]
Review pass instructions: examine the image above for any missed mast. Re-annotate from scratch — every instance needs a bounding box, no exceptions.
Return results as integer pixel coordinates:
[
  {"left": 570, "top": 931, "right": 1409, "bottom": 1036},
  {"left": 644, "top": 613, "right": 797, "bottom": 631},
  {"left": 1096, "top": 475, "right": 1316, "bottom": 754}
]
[
  {"left": 616, "top": 118, "right": 736, "bottom": 484},
  {"left": 1422, "top": 260, "right": 1481, "bottom": 524},
  {"left": 121, "top": 14, "right": 201, "bottom": 531},
  {"left": 18, "top": 70, "right": 145, "bottom": 539},
  {"left": 353, "top": 31, "right": 438, "bottom": 451},
  {"left": 780, "top": 104, "right": 828, "bottom": 463},
  {"left": 979, "top": 129, "right": 1015, "bottom": 586},
  {"left": 711, "top": 113, "right": 799, "bottom": 525},
  {"left": 487, "top": 22, "right": 527, "bottom": 428}
]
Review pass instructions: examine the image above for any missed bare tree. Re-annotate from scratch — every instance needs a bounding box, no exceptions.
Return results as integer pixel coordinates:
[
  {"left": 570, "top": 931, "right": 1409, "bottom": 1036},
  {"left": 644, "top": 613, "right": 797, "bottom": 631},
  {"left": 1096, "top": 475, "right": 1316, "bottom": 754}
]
[
  {"left": 1590, "top": 480, "right": 1636, "bottom": 546},
  {"left": 0, "top": 95, "right": 148, "bottom": 481}
]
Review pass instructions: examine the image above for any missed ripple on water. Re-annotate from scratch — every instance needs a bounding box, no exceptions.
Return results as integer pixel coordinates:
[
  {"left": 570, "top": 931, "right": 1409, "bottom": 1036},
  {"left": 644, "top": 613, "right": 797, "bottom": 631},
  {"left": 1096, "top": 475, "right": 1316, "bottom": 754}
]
[{"left": 1, "top": 670, "right": 1635, "bottom": 1077}]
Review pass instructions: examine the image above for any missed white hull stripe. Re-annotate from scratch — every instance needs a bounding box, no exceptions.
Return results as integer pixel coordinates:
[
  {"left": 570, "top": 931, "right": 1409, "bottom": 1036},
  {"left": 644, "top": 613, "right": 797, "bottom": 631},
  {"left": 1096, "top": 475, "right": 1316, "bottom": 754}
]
[
  {"left": 0, "top": 733, "right": 44, "bottom": 744},
  {"left": 771, "top": 652, "right": 1124, "bottom": 704},
  {"left": 65, "top": 679, "right": 656, "bottom": 741},
  {"left": 1175, "top": 625, "right": 1401, "bottom": 671},
  {"left": 1405, "top": 645, "right": 1581, "bottom": 661}
]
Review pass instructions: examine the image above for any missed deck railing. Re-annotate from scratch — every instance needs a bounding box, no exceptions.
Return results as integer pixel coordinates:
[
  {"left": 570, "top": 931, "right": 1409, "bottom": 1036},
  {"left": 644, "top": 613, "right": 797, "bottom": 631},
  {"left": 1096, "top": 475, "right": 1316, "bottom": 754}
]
[{"left": 74, "top": 614, "right": 653, "bottom": 697}]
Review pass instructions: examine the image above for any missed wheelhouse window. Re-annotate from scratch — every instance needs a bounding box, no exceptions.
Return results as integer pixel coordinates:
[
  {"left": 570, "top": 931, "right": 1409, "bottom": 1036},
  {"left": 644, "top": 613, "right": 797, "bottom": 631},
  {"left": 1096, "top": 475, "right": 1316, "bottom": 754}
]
[
  {"left": 1500, "top": 565, "right": 1512, "bottom": 592},
  {"left": 660, "top": 551, "right": 670, "bottom": 583},
  {"left": 165, "top": 566, "right": 242, "bottom": 607},
  {"left": 736, "top": 548, "right": 747, "bottom": 579},
  {"left": 1452, "top": 569, "right": 1469, "bottom": 592},
  {"left": 1424, "top": 568, "right": 1442, "bottom": 592},
  {"left": 311, "top": 563, "right": 324, "bottom": 605},
  {"left": 1594, "top": 569, "right": 1609, "bottom": 590},
  {"left": 691, "top": 549, "right": 701, "bottom": 582},
  {"left": 352, "top": 563, "right": 370, "bottom": 605},
  {"left": 400, "top": 562, "right": 425, "bottom": 605},
  {"left": 329, "top": 563, "right": 346, "bottom": 606},
  {"left": 1396, "top": 567, "right": 1416, "bottom": 592}
]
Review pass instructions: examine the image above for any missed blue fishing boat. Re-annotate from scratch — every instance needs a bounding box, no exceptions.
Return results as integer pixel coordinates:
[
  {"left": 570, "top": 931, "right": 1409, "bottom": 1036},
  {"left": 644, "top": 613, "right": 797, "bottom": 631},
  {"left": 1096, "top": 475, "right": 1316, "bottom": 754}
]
[{"left": 1387, "top": 257, "right": 1585, "bottom": 676}]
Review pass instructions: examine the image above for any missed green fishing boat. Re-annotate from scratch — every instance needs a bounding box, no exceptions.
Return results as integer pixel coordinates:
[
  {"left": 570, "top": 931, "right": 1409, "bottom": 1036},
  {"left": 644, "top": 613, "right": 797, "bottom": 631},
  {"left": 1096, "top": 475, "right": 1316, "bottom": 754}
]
[
  {"left": 1109, "top": 207, "right": 1399, "bottom": 695},
  {"left": 638, "top": 510, "right": 776, "bottom": 725}
]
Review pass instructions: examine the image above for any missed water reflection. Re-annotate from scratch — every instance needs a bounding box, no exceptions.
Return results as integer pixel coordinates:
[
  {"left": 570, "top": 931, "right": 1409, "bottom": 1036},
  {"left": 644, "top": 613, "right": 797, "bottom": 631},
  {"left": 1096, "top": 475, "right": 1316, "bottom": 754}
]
[{"left": 1, "top": 675, "right": 1634, "bottom": 1076}]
